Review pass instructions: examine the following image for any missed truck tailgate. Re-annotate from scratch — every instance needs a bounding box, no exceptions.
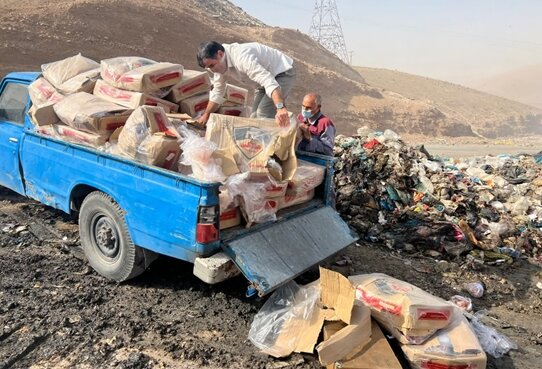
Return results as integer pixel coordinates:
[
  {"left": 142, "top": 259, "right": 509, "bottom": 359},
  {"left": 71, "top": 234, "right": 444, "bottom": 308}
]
[{"left": 222, "top": 207, "right": 358, "bottom": 296}]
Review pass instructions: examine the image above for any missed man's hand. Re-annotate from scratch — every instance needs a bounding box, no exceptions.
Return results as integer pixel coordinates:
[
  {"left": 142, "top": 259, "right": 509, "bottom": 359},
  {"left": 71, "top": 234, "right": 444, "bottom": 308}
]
[
  {"left": 299, "top": 122, "right": 312, "bottom": 141},
  {"left": 275, "top": 107, "right": 290, "bottom": 127},
  {"left": 196, "top": 112, "right": 210, "bottom": 126}
]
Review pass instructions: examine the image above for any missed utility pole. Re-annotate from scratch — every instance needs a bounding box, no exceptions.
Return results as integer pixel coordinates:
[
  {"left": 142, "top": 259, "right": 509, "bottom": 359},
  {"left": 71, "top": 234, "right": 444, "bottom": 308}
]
[{"left": 309, "top": 0, "right": 350, "bottom": 64}]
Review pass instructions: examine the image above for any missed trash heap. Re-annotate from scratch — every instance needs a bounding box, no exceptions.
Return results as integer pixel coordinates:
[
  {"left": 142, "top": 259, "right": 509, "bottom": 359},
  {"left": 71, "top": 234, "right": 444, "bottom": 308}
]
[
  {"left": 28, "top": 54, "right": 325, "bottom": 229},
  {"left": 249, "top": 268, "right": 518, "bottom": 369},
  {"left": 334, "top": 128, "right": 542, "bottom": 263}
]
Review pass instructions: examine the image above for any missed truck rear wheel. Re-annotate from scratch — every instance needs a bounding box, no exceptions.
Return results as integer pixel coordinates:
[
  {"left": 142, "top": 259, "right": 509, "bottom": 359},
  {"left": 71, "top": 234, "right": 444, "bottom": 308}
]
[{"left": 79, "top": 191, "right": 146, "bottom": 282}]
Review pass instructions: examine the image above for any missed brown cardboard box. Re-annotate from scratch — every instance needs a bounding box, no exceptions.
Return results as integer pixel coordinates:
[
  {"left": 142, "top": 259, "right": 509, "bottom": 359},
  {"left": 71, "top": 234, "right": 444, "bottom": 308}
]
[
  {"left": 217, "top": 105, "right": 250, "bottom": 117},
  {"left": 349, "top": 273, "right": 454, "bottom": 331},
  {"left": 247, "top": 172, "right": 288, "bottom": 198},
  {"left": 179, "top": 93, "right": 209, "bottom": 118},
  {"left": 136, "top": 134, "right": 180, "bottom": 170},
  {"left": 322, "top": 320, "right": 402, "bottom": 369},
  {"left": 53, "top": 92, "right": 131, "bottom": 136},
  {"left": 28, "top": 77, "right": 64, "bottom": 106},
  {"left": 55, "top": 125, "right": 107, "bottom": 147},
  {"left": 286, "top": 160, "right": 326, "bottom": 195},
  {"left": 205, "top": 113, "right": 298, "bottom": 181},
  {"left": 167, "top": 69, "right": 211, "bottom": 102},
  {"left": 401, "top": 312, "right": 487, "bottom": 369},
  {"left": 225, "top": 83, "right": 248, "bottom": 105},
  {"left": 94, "top": 79, "right": 179, "bottom": 113},
  {"left": 101, "top": 57, "right": 183, "bottom": 92},
  {"left": 41, "top": 53, "right": 100, "bottom": 93},
  {"left": 219, "top": 207, "right": 241, "bottom": 230},
  {"left": 29, "top": 103, "right": 60, "bottom": 126},
  {"left": 278, "top": 189, "right": 315, "bottom": 210}
]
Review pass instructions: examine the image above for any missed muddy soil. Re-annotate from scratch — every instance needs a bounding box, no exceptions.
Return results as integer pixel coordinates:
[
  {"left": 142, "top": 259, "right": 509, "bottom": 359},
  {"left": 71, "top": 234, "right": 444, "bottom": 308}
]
[{"left": 0, "top": 185, "right": 541, "bottom": 369}]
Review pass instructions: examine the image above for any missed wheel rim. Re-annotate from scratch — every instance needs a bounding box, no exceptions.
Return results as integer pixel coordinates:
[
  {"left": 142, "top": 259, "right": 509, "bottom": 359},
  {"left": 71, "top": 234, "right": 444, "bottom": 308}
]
[{"left": 91, "top": 214, "right": 120, "bottom": 260}]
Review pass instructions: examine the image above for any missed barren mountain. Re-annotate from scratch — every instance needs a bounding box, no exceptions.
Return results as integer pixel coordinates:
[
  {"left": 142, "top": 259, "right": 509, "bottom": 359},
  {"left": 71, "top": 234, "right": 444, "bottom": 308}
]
[
  {"left": 1, "top": 0, "right": 541, "bottom": 138},
  {"left": 469, "top": 64, "right": 542, "bottom": 110}
]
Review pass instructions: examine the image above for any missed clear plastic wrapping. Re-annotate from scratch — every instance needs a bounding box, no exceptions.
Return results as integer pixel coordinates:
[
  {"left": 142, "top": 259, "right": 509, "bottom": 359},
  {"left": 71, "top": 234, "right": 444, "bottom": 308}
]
[
  {"left": 248, "top": 280, "right": 320, "bottom": 357},
  {"left": 469, "top": 310, "right": 517, "bottom": 358}
]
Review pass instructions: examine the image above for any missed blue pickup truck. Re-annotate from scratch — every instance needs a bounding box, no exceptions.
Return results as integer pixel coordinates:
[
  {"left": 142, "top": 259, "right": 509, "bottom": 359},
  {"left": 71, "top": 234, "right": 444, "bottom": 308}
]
[{"left": 0, "top": 72, "right": 358, "bottom": 296}]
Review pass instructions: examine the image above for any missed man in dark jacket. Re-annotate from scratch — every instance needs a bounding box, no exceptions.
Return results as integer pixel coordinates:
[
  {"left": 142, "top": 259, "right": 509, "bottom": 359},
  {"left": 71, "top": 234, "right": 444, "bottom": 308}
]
[{"left": 297, "top": 92, "right": 336, "bottom": 156}]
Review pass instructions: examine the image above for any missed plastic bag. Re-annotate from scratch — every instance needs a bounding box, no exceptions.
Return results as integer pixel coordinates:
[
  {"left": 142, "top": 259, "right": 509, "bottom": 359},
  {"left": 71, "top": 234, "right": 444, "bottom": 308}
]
[
  {"left": 248, "top": 280, "right": 320, "bottom": 357},
  {"left": 469, "top": 310, "right": 517, "bottom": 358},
  {"left": 465, "top": 282, "right": 484, "bottom": 298},
  {"left": 178, "top": 125, "right": 226, "bottom": 183}
]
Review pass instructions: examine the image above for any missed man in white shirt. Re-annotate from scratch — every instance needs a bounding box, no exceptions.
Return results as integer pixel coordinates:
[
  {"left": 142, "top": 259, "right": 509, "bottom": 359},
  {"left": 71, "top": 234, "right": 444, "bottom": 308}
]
[{"left": 196, "top": 41, "right": 296, "bottom": 127}]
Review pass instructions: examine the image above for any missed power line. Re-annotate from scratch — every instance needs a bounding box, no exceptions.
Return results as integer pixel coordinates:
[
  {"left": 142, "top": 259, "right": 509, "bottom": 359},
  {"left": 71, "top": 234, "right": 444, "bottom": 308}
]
[{"left": 309, "top": 0, "right": 350, "bottom": 63}]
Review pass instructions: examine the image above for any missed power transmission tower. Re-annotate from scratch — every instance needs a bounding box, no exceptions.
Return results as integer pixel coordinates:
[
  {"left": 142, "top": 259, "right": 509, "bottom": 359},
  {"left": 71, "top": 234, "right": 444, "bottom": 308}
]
[{"left": 309, "top": 0, "right": 349, "bottom": 63}]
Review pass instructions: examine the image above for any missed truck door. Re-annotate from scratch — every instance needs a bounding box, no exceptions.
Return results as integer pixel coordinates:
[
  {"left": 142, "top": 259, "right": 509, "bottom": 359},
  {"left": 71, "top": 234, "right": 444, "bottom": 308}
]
[{"left": 0, "top": 81, "right": 29, "bottom": 195}]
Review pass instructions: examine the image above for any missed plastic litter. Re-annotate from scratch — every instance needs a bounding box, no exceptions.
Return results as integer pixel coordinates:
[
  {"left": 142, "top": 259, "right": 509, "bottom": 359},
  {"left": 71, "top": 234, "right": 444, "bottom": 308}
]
[
  {"left": 469, "top": 310, "right": 518, "bottom": 358},
  {"left": 465, "top": 282, "right": 484, "bottom": 298},
  {"left": 449, "top": 295, "right": 473, "bottom": 311}
]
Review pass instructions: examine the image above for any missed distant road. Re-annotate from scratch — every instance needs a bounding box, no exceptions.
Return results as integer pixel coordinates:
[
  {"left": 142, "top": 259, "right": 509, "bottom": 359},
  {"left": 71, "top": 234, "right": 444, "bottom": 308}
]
[{"left": 424, "top": 144, "right": 541, "bottom": 158}]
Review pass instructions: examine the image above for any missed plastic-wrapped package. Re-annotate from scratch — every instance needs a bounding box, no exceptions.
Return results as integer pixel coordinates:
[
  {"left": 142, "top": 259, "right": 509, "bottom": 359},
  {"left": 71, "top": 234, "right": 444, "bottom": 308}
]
[
  {"left": 53, "top": 92, "right": 131, "bottom": 136},
  {"left": 93, "top": 79, "right": 179, "bottom": 113},
  {"left": 286, "top": 159, "right": 326, "bottom": 196},
  {"left": 55, "top": 125, "right": 107, "bottom": 148},
  {"left": 28, "top": 77, "right": 64, "bottom": 107},
  {"left": 401, "top": 311, "right": 487, "bottom": 369},
  {"left": 469, "top": 311, "right": 517, "bottom": 358},
  {"left": 349, "top": 273, "right": 454, "bottom": 332},
  {"left": 224, "top": 83, "right": 248, "bottom": 105},
  {"left": 167, "top": 69, "right": 211, "bottom": 102},
  {"left": 41, "top": 53, "right": 100, "bottom": 94},
  {"left": 177, "top": 125, "right": 226, "bottom": 183},
  {"left": 101, "top": 56, "right": 183, "bottom": 92},
  {"left": 205, "top": 113, "right": 298, "bottom": 180},
  {"left": 248, "top": 280, "right": 321, "bottom": 357}
]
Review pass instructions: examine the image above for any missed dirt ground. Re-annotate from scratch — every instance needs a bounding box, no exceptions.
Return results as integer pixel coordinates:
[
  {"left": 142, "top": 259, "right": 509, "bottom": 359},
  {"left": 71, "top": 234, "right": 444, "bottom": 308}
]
[{"left": 1, "top": 159, "right": 541, "bottom": 369}]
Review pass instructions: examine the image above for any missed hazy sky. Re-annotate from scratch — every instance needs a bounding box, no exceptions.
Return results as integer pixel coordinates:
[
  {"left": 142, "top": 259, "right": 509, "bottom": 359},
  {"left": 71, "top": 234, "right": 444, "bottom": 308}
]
[{"left": 230, "top": 0, "right": 542, "bottom": 85}]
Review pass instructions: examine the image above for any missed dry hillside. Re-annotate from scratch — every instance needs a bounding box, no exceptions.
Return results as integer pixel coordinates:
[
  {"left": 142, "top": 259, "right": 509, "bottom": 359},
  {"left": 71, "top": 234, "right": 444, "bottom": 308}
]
[{"left": 1, "top": 0, "right": 541, "bottom": 138}]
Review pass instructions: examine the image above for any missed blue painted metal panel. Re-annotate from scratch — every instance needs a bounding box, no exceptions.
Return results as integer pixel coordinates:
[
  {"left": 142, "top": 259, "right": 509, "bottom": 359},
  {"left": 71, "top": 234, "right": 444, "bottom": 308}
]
[{"left": 222, "top": 206, "right": 358, "bottom": 296}]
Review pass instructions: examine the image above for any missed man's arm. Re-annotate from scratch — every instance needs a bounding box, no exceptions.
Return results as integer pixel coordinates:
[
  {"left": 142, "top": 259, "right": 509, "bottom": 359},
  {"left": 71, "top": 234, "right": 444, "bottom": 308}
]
[
  {"left": 301, "top": 123, "right": 336, "bottom": 156},
  {"left": 197, "top": 72, "right": 226, "bottom": 124}
]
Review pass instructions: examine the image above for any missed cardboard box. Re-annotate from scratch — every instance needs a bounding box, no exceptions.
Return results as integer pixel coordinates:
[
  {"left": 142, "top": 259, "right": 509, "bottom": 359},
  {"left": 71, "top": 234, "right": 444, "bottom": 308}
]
[
  {"left": 225, "top": 83, "right": 248, "bottom": 105},
  {"left": 117, "top": 106, "right": 179, "bottom": 163},
  {"left": 55, "top": 125, "right": 107, "bottom": 147},
  {"left": 219, "top": 207, "right": 241, "bottom": 230},
  {"left": 278, "top": 189, "right": 315, "bottom": 210},
  {"left": 205, "top": 113, "right": 298, "bottom": 181},
  {"left": 167, "top": 69, "right": 211, "bottom": 102},
  {"left": 248, "top": 172, "right": 288, "bottom": 198},
  {"left": 94, "top": 79, "right": 179, "bottom": 113},
  {"left": 28, "top": 77, "right": 64, "bottom": 106},
  {"left": 179, "top": 93, "right": 209, "bottom": 118},
  {"left": 349, "top": 273, "right": 454, "bottom": 331},
  {"left": 217, "top": 104, "right": 250, "bottom": 117},
  {"left": 286, "top": 160, "right": 326, "bottom": 195},
  {"left": 322, "top": 320, "right": 402, "bottom": 369},
  {"left": 41, "top": 53, "right": 100, "bottom": 93},
  {"left": 29, "top": 103, "right": 60, "bottom": 126},
  {"left": 136, "top": 134, "right": 180, "bottom": 170},
  {"left": 401, "top": 312, "right": 486, "bottom": 369},
  {"left": 101, "top": 57, "right": 183, "bottom": 92},
  {"left": 54, "top": 92, "right": 131, "bottom": 136}
]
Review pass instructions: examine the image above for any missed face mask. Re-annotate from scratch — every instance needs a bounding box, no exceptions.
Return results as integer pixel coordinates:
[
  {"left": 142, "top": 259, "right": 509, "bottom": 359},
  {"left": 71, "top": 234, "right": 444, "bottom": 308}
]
[{"left": 301, "top": 109, "right": 312, "bottom": 119}]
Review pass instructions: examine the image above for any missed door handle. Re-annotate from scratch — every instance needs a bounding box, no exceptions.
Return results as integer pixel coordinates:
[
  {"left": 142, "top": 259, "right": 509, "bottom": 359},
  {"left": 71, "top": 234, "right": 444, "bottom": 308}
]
[{"left": 8, "top": 137, "right": 18, "bottom": 143}]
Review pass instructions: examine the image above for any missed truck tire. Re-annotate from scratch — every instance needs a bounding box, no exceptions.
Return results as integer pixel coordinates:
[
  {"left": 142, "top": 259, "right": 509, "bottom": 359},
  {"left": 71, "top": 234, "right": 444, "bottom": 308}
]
[{"left": 79, "top": 191, "right": 146, "bottom": 282}]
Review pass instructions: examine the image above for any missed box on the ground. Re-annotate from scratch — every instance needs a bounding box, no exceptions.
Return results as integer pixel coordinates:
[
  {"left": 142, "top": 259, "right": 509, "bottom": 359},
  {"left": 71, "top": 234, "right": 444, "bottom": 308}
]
[
  {"left": 41, "top": 53, "right": 100, "bottom": 94},
  {"left": 401, "top": 312, "right": 486, "bottom": 369},
  {"left": 205, "top": 113, "right": 298, "bottom": 181},
  {"left": 53, "top": 92, "right": 131, "bottom": 136},
  {"left": 179, "top": 93, "right": 209, "bottom": 118},
  {"left": 225, "top": 83, "right": 248, "bottom": 105},
  {"left": 167, "top": 69, "right": 211, "bottom": 102},
  {"left": 94, "top": 79, "right": 179, "bottom": 113},
  {"left": 101, "top": 57, "right": 183, "bottom": 92},
  {"left": 349, "top": 273, "right": 454, "bottom": 332},
  {"left": 322, "top": 320, "right": 402, "bottom": 369}
]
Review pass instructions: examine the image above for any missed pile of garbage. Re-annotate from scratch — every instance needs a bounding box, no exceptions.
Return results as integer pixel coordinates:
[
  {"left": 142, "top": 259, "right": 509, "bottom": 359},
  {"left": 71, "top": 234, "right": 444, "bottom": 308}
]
[
  {"left": 334, "top": 128, "right": 542, "bottom": 264},
  {"left": 249, "top": 268, "right": 517, "bottom": 368}
]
